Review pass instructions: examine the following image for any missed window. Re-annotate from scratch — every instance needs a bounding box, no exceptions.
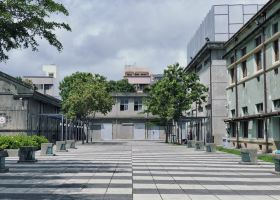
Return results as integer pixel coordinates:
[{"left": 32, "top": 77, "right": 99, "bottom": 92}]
[
  {"left": 273, "top": 39, "right": 279, "bottom": 62},
  {"left": 255, "top": 51, "right": 262, "bottom": 71},
  {"left": 134, "top": 98, "right": 142, "bottom": 111},
  {"left": 231, "top": 122, "right": 236, "bottom": 137},
  {"left": 198, "top": 106, "right": 203, "bottom": 112},
  {"left": 273, "top": 22, "right": 279, "bottom": 34},
  {"left": 241, "top": 47, "right": 247, "bottom": 57},
  {"left": 230, "top": 56, "right": 235, "bottom": 64},
  {"left": 48, "top": 73, "right": 54, "bottom": 78},
  {"left": 196, "top": 64, "right": 202, "bottom": 72},
  {"left": 257, "top": 119, "right": 264, "bottom": 138},
  {"left": 230, "top": 68, "right": 235, "bottom": 84},
  {"left": 242, "top": 121, "right": 249, "bottom": 138},
  {"left": 256, "top": 103, "right": 263, "bottom": 113},
  {"left": 120, "top": 98, "right": 129, "bottom": 111},
  {"left": 274, "top": 99, "right": 280, "bottom": 110},
  {"left": 255, "top": 35, "right": 262, "bottom": 47},
  {"left": 242, "top": 106, "right": 248, "bottom": 116},
  {"left": 231, "top": 109, "right": 236, "bottom": 118},
  {"left": 241, "top": 61, "right": 247, "bottom": 78},
  {"left": 275, "top": 68, "right": 279, "bottom": 75}
]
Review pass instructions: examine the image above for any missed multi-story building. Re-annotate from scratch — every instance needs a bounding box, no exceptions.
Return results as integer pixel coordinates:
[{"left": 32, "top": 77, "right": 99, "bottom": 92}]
[
  {"left": 224, "top": 0, "right": 280, "bottom": 152},
  {"left": 89, "top": 93, "right": 165, "bottom": 141},
  {"left": 123, "top": 65, "right": 152, "bottom": 92},
  {"left": 23, "top": 65, "right": 59, "bottom": 98},
  {"left": 0, "top": 70, "right": 62, "bottom": 142},
  {"left": 185, "top": 4, "right": 263, "bottom": 145}
]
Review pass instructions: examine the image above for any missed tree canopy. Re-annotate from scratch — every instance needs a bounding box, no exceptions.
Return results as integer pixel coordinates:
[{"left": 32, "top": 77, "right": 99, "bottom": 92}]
[
  {"left": 59, "top": 72, "right": 114, "bottom": 121},
  {"left": 107, "top": 79, "right": 136, "bottom": 93},
  {"left": 144, "top": 63, "right": 208, "bottom": 138},
  {"left": 0, "top": 0, "right": 71, "bottom": 61}
]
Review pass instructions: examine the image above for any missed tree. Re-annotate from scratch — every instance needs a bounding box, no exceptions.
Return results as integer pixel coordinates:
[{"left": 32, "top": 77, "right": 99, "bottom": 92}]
[
  {"left": 0, "top": 0, "right": 71, "bottom": 61},
  {"left": 107, "top": 79, "right": 136, "bottom": 93},
  {"left": 59, "top": 72, "right": 114, "bottom": 143},
  {"left": 144, "top": 63, "right": 208, "bottom": 143}
]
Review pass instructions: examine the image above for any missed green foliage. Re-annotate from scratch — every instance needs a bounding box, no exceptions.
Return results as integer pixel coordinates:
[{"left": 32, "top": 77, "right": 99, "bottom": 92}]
[
  {"left": 216, "top": 146, "right": 241, "bottom": 156},
  {"left": 217, "top": 146, "right": 275, "bottom": 163},
  {"left": 144, "top": 63, "right": 208, "bottom": 122},
  {"left": 60, "top": 72, "right": 114, "bottom": 120},
  {"left": 0, "top": 144, "right": 8, "bottom": 151},
  {"left": 107, "top": 79, "right": 136, "bottom": 93},
  {"left": 0, "top": 0, "right": 71, "bottom": 61},
  {"left": 0, "top": 135, "right": 49, "bottom": 149}
]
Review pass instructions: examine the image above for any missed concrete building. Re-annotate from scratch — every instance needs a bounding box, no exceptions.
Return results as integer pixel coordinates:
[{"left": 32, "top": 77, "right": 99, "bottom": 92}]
[
  {"left": 0, "top": 71, "right": 62, "bottom": 142},
  {"left": 89, "top": 93, "right": 165, "bottom": 141},
  {"left": 185, "top": 4, "right": 263, "bottom": 145},
  {"left": 187, "top": 4, "right": 263, "bottom": 63},
  {"left": 23, "top": 65, "right": 59, "bottom": 98},
  {"left": 123, "top": 65, "right": 152, "bottom": 93},
  {"left": 224, "top": 0, "right": 280, "bottom": 152}
]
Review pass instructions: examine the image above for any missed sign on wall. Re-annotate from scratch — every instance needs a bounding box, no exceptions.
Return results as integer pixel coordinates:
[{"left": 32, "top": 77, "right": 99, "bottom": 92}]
[{"left": 0, "top": 116, "right": 6, "bottom": 124}]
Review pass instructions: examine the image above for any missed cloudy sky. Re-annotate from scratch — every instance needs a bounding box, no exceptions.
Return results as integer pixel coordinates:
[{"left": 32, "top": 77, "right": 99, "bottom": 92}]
[{"left": 0, "top": 0, "right": 269, "bottom": 81}]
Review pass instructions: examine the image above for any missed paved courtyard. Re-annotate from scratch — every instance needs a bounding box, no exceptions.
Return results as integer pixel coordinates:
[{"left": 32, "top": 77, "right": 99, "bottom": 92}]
[{"left": 1, "top": 141, "right": 280, "bottom": 200}]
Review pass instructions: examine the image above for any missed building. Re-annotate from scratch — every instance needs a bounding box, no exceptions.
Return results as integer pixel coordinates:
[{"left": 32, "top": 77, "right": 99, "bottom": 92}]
[
  {"left": 187, "top": 4, "right": 263, "bottom": 64},
  {"left": 185, "top": 4, "right": 263, "bottom": 145},
  {"left": 89, "top": 93, "right": 166, "bottom": 141},
  {"left": 123, "top": 65, "right": 152, "bottom": 92},
  {"left": 23, "top": 65, "right": 59, "bottom": 98},
  {"left": 224, "top": 0, "right": 280, "bottom": 152},
  {"left": 0, "top": 71, "right": 63, "bottom": 142}
]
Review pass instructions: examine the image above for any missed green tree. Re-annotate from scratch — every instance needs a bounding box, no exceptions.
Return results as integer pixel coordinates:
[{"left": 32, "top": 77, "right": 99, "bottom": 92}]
[
  {"left": 144, "top": 63, "right": 208, "bottom": 143},
  {"left": 59, "top": 72, "right": 114, "bottom": 143},
  {"left": 107, "top": 79, "right": 135, "bottom": 93},
  {"left": 0, "top": 0, "right": 71, "bottom": 61}
]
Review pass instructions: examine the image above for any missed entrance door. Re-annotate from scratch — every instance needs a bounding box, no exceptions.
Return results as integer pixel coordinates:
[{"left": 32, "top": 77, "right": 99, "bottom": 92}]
[
  {"left": 101, "top": 123, "right": 112, "bottom": 140},
  {"left": 134, "top": 123, "right": 145, "bottom": 140}
]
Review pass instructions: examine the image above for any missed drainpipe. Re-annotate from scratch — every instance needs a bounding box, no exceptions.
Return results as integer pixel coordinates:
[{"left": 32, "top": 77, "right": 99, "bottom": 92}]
[
  {"left": 209, "top": 49, "right": 213, "bottom": 143},
  {"left": 234, "top": 49, "right": 240, "bottom": 148},
  {"left": 262, "top": 26, "right": 269, "bottom": 153}
]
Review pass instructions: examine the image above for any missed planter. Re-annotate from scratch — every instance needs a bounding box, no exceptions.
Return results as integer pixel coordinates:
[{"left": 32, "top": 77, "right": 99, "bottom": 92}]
[
  {"left": 0, "top": 150, "right": 9, "bottom": 173},
  {"left": 206, "top": 143, "right": 216, "bottom": 153},
  {"left": 274, "top": 154, "right": 280, "bottom": 174},
  {"left": 66, "top": 140, "right": 76, "bottom": 149},
  {"left": 40, "top": 143, "right": 55, "bottom": 156},
  {"left": 195, "top": 141, "right": 204, "bottom": 151},
  {"left": 6, "top": 149, "right": 19, "bottom": 157},
  {"left": 18, "top": 146, "right": 37, "bottom": 163},
  {"left": 240, "top": 148, "right": 258, "bottom": 165},
  {"left": 186, "top": 140, "right": 195, "bottom": 148},
  {"left": 56, "top": 141, "right": 68, "bottom": 152}
]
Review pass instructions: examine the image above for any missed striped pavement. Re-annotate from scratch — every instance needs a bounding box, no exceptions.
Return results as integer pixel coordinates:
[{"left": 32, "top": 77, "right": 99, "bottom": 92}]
[{"left": 0, "top": 141, "right": 280, "bottom": 200}]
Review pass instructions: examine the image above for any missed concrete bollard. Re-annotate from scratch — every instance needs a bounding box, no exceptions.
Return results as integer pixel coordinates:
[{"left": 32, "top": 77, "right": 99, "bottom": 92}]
[
  {"left": 274, "top": 154, "right": 280, "bottom": 175},
  {"left": 40, "top": 143, "right": 55, "bottom": 156},
  {"left": 186, "top": 140, "right": 195, "bottom": 148},
  {"left": 195, "top": 141, "right": 204, "bottom": 151},
  {"left": 66, "top": 140, "right": 76, "bottom": 149},
  {"left": 56, "top": 141, "right": 68, "bottom": 152},
  {"left": 206, "top": 143, "right": 216, "bottom": 152},
  {"left": 18, "top": 146, "right": 37, "bottom": 163},
  {"left": 239, "top": 148, "right": 258, "bottom": 165},
  {"left": 0, "top": 150, "right": 9, "bottom": 173}
]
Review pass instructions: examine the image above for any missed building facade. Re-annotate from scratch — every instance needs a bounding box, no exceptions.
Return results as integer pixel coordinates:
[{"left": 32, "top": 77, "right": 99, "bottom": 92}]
[
  {"left": 89, "top": 93, "right": 166, "bottom": 141},
  {"left": 187, "top": 4, "right": 263, "bottom": 64},
  {"left": 23, "top": 65, "right": 59, "bottom": 98},
  {"left": 184, "top": 42, "right": 227, "bottom": 145},
  {"left": 0, "top": 71, "right": 62, "bottom": 142},
  {"left": 224, "top": 0, "right": 280, "bottom": 151},
  {"left": 185, "top": 4, "right": 263, "bottom": 145},
  {"left": 123, "top": 65, "right": 152, "bottom": 93}
]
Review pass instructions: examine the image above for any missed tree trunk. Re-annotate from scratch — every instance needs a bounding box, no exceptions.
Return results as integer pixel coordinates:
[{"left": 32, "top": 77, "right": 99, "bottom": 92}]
[
  {"left": 165, "top": 122, "right": 168, "bottom": 143},
  {"left": 82, "top": 121, "right": 85, "bottom": 144},
  {"left": 86, "top": 122, "right": 89, "bottom": 143}
]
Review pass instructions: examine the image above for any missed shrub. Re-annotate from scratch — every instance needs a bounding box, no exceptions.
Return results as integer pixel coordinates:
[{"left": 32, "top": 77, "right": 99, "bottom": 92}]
[{"left": 0, "top": 134, "right": 49, "bottom": 149}]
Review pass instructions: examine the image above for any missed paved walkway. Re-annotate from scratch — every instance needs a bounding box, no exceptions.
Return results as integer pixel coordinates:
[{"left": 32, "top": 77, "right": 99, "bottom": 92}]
[{"left": 1, "top": 141, "right": 280, "bottom": 200}]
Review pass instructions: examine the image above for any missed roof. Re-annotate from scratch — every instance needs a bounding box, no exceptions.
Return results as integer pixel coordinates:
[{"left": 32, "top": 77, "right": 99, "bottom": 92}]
[{"left": 111, "top": 92, "right": 148, "bottom": 97}]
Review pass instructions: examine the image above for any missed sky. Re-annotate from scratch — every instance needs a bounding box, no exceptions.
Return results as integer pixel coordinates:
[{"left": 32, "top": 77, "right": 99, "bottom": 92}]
[{"left": 0, "top": 0, "right": 269, "bottom": 81}]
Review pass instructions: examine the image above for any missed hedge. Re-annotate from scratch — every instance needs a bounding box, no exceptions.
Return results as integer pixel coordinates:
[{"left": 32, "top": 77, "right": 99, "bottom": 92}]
[{"left": 0, "top": 135, "right": 49, "bottom": 150}]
